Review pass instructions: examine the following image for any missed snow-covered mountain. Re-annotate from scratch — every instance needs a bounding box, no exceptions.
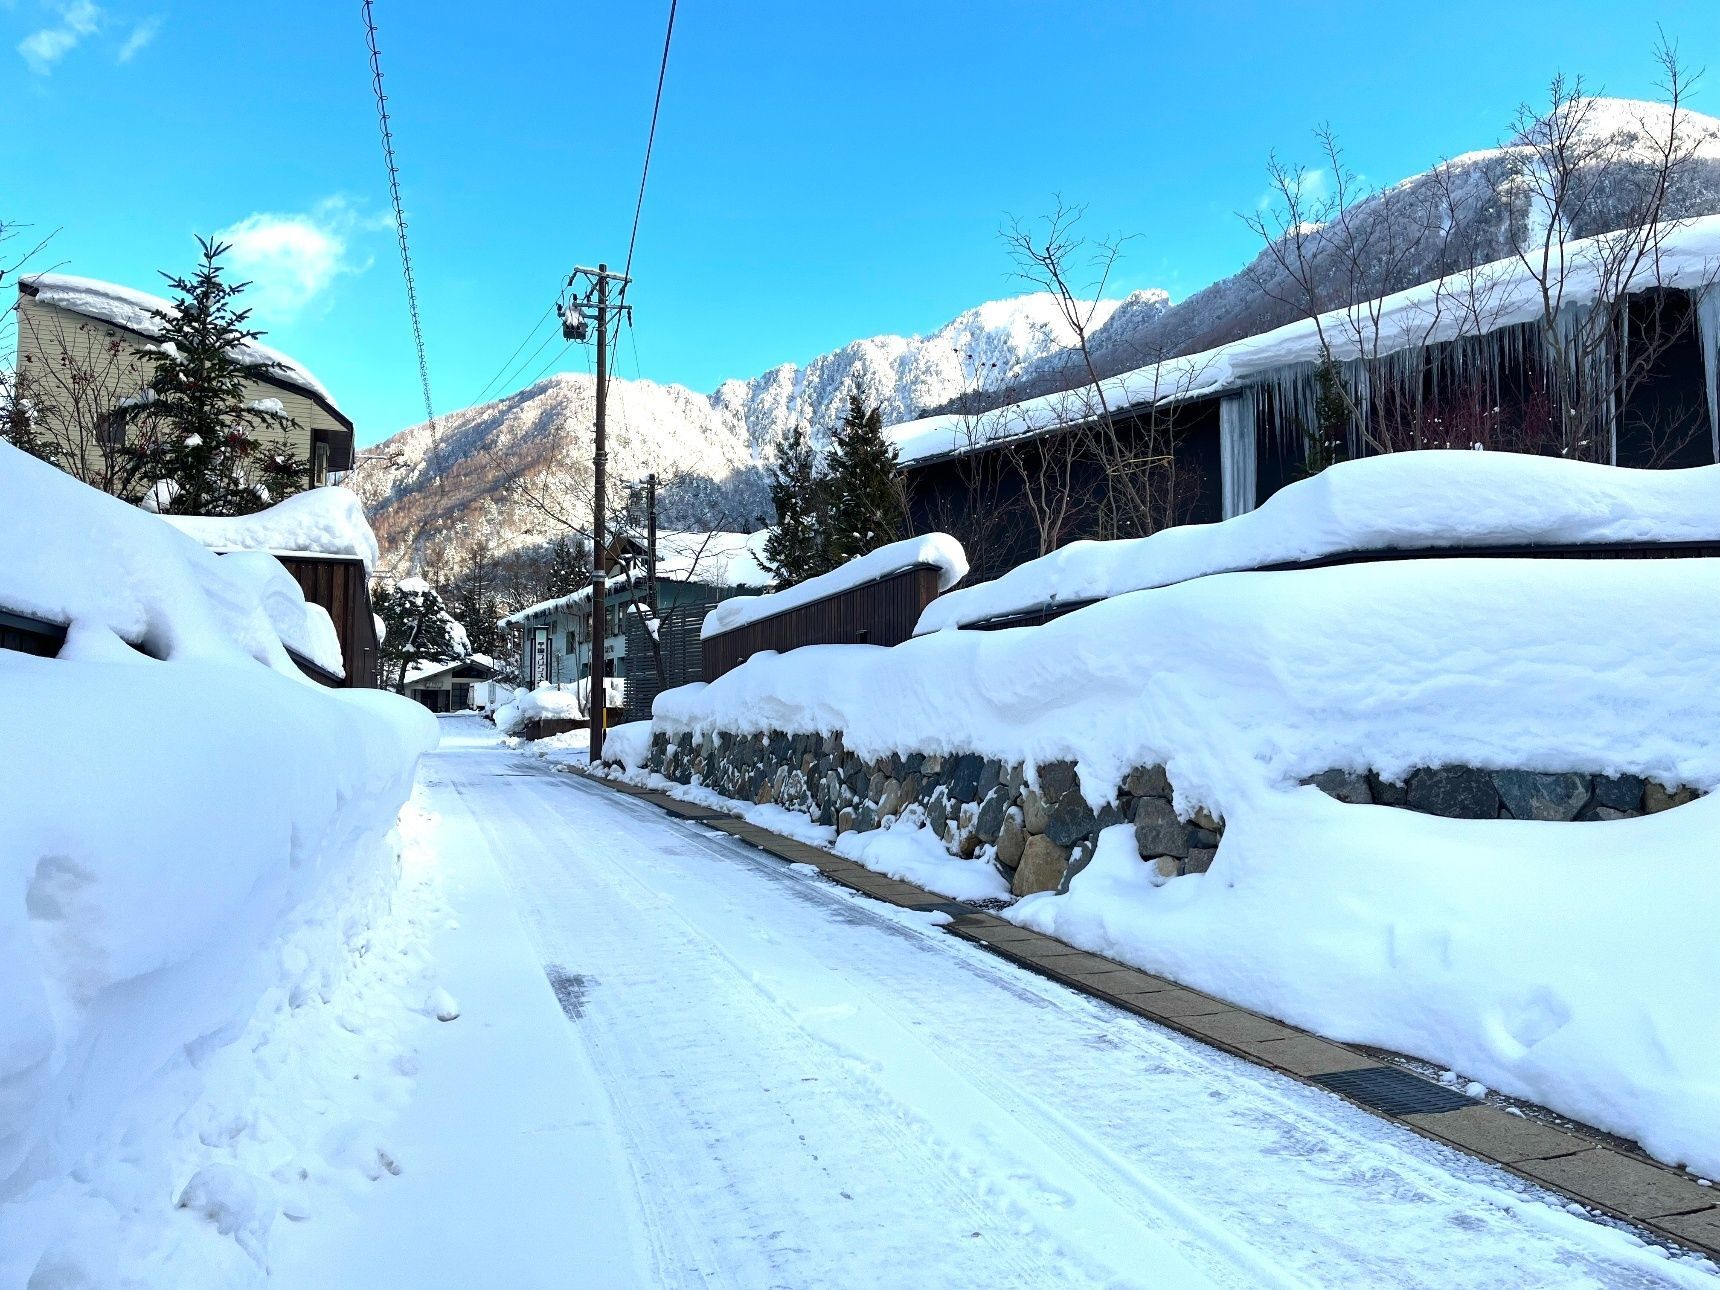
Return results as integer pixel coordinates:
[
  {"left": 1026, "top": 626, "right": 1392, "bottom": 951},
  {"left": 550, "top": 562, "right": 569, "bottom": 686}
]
[{"left": 355, "top": 293, "right": 1110, "bottom": 571}]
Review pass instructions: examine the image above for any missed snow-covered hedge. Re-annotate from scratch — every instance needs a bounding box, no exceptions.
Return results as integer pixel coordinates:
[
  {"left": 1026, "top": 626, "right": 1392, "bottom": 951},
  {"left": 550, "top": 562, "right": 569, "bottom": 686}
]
[
  {"left": 493, "top": 678, "right": 623, "bottom": 736},
  {"left": 655, "top": 548, "right": 1720, "bottom": 1176},
  {"left": 919, "top": 453, "right": 1720, "bottom": 631},
  {"left": 0, "top": 443, "right": 436, "bottom": 1279},
  {"left": 700, "top": 533, "right": 968, "bottom": 639}
]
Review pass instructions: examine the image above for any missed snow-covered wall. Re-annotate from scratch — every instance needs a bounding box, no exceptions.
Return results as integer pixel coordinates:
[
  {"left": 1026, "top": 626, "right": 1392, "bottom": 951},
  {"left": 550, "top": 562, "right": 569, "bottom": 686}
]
[
  {"left": 918, "top": 453, "right": 1720, "bottom": 631},
  {"left": 0, "top": 444, "right": 437, "bottom": 1279},
  {"left": 164, "top": 486, "right": 382, "bottom": 572}
]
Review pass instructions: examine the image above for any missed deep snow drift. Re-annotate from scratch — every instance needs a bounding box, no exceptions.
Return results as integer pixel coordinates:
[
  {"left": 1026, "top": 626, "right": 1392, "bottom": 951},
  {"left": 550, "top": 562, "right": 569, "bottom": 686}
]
[
  {"left": 652, "top": 481, "right": 1720, "bottom": 1178},
  {"left": 0, "top": 443, "right": 436, "bottom": 1286}
]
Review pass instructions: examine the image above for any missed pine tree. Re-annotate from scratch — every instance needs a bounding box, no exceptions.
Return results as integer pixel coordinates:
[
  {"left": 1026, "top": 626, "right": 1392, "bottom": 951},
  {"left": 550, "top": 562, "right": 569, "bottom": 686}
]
[
  {"left": 761, "top": 420, "right": 827, "bottom": 585},
  {"left": 1303, "top": 353, "right": 1353, "bottom": 477},
  {"left": 822, "top": 394, "right": 904, "bottom": 567},
  {"left": 374, "top": 578, "right": 468, "bottom": 694},
  {"left": 119, "top": 237, "right": 308, "bottom": 515},
  {"left": 546, "top": 534, "right": 590, "bottom": 598}
]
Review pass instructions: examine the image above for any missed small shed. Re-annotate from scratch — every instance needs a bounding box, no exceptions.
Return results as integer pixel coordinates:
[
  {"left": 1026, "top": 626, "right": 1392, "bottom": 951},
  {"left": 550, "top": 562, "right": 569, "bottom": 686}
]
[{"left": 404, "top": 655, "right": 501, "bottom": 712}]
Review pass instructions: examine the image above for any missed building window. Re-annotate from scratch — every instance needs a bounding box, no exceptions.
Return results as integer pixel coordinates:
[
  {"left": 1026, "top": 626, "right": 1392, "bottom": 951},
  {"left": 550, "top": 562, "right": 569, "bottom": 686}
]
[
  {"left": 312, "top": 439, "right": 330, "bottom": 487},
  {"left": 95, "top": 412, "right": 125, "bottom": 448},
  {"left": 565, "top": 630, "right": 577, "bottom": 654}
]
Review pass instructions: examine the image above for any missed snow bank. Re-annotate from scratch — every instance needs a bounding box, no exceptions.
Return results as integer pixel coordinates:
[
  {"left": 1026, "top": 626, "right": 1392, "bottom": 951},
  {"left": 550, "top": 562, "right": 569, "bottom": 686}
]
[
  {"left": 23, "top": 273, "right": 339, "bottom": 407},
  {"left": 601, "top": 720, "right": 654, "bottom": 771},
  {"left": 493, "top": 679, "right": 623, "bottom": 736},
  {"left": 701, "top": 533, "right": 969, "bottom": 639},
  {"left": 218, "top": 551, "right": 344, "bottom": 675},
  {"left": 919, "top": 453, "right": 1720, "bottom": 630},
  {"left": 0, "top": 443, "right": 436, "bottom": 1284},
  {"left": 655, "top": 553, "right": 1720, "bottom": 1172},
  {"left": 890, "top": 213, "right": 1720, "bottom": 465},
  {"left": 164, "top": 486, "right": 382, "bottom": 571}
]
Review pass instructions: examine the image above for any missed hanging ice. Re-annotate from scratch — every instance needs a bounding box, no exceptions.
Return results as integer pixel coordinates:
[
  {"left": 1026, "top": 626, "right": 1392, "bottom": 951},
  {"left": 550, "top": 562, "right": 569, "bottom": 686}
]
[
  {"left": 1699, "top": 285, "right": 1720, "bottom": 464},
  {"left": 1220, "top": 389, "right": 1259, "bottom": 518}
]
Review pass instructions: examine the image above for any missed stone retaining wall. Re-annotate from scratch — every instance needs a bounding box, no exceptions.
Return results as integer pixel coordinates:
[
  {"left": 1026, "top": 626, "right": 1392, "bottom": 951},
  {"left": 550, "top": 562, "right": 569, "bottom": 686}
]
[{"left": 646, "top": 730, "right": 1700, "bottom": 897}]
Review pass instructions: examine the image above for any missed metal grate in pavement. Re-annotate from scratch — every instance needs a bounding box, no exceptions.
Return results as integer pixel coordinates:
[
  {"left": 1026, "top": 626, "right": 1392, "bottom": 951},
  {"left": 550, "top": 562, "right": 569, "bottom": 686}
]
[{"left": 1312, "top": 1065, "right": 1479, "bottom": 1116}]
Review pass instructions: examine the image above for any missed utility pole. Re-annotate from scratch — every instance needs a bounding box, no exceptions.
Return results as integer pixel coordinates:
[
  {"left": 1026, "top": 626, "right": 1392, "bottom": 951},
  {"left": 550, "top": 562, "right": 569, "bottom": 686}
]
[
  {"left": 557, "top": 263, "right": 631, "bottom": 764},
  {"left": 645, "top": 472, "right": 659, "bottom": 618}
]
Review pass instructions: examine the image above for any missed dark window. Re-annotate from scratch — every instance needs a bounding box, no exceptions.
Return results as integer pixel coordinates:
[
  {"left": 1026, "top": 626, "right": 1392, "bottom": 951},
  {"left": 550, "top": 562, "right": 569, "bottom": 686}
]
[{"left": 95, "top": 412, "right": 125, "bottom": 448}]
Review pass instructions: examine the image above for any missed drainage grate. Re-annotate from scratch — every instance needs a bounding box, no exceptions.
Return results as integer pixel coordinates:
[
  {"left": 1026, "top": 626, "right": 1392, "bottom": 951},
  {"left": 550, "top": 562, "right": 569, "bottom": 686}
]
[{"left": 1311, "top": 1066, "right": 1479, "bottom": 1116}]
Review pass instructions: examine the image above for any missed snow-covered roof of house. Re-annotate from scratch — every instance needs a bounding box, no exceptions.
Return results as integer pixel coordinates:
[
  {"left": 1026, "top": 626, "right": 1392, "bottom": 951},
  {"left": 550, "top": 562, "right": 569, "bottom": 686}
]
[
  {"left": 500, "top": 530, "right": 772, "bottom": 627},
  {"left": 403, "top": 652, "right": 496, "bottom": 687},
  {"left": 889, "top": 213, "right": 1720, "bottom": 466},
  {"left": 701, "top": 533, "right": 968, "bottom": 639},
  {"left": 19, "top": 272, "right": 345, "bottom": 420},
  {"left": 916, "top": 452, "right": 1720, "bottom": 632},
  {"left": 161, "top": 487, "right": 382, "bottom": 571}
]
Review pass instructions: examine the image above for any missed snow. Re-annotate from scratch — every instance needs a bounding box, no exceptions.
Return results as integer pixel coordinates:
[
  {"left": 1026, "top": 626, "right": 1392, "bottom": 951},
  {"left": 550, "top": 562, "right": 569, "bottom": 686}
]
[
  {"left": 601, "top": 719, "right": 654, "bottom": 771},
  {"left": 493, "top": 679, "right": 623, "bottom": 735},
  {"left": 919, "top": 452, "right": 1720, "bottom": 630},
  {"left": 22, "top": 273, "right": 341, "bottom": 409},
  {"left": 163, "top": 486, "right": 382, "bottom": 572},
  {"left": 428, "top": 719, "right": 1714, "bottom": 1286},
  {"left": 701, "top": 533, "right": 969, "bottom": 638},
  {"left": 890, "top": 213, "right": 1720, "bottom": 466},
  {"left": 655, "top": 544, "right": 1720, "bottom": 1176},
  {"left": 217, "top": 550, "right": 345, "bottom": 675},
  {"left": 0, "top": 445, "right": 437, "bottom": 1285}
]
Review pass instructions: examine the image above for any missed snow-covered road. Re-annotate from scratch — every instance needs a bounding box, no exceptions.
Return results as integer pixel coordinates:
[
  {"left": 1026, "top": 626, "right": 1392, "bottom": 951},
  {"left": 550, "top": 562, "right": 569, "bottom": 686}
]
[{"left": 425, "top": 717, "right": 1713, "bottom": 1289}]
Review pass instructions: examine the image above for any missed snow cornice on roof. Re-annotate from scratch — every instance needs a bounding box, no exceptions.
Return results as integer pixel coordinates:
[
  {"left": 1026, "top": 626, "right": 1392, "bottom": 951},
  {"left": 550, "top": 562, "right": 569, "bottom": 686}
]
[{"left": 890, "top": 214, "right": 1720, "bottom": 468}]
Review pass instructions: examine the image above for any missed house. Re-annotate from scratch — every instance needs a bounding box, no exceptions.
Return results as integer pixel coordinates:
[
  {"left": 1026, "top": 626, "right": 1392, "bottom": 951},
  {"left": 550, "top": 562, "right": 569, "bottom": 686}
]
[
  {"left": 13, "top": 273, "right": 356, "bottom": 491},
  {"left": 895, "top": 217, "right": 1720, "bottom": 584},
  {"left": 404, "top": 654, "right": 502, "bottom": 713},
  {"left": 501, "top": 530, "right": 770, "bottom": 703}
]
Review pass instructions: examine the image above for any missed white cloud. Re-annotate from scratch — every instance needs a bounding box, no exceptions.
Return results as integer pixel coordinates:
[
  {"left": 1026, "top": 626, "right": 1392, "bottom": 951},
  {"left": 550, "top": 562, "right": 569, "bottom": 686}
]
[
  {"left": 115, "top": 14, "right": 157, "bottom": 62},
  {"left": 216, "top": 198, "right": 384, "bottom": 321},
  {"left": 17, "top": 0, "right": 102, "bottom": 74}
]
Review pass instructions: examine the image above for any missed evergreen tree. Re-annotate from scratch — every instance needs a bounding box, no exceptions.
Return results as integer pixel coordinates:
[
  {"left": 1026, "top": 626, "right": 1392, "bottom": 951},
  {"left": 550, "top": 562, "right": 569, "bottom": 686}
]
[
  {"left": 374, "top": 578, "right": 467, "bottom": 694},
  {"left": 761, "top": 420, "right": 827, "bottom": 585},
  {"left": 546, "top": 533, "right": 590, "bottom": 598},
  {"left": 822, "top": 394, "right": 905, "bottom": 567},
  {"left": 119, "top": 237, "right": 307, "bottom": 515}
]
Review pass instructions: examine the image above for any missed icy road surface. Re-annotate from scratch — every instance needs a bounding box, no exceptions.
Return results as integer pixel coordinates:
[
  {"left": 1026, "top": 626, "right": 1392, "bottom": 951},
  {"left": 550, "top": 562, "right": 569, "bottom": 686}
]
[{"left": 428, "top": 717, "right": 1713, "bottom": 1289}]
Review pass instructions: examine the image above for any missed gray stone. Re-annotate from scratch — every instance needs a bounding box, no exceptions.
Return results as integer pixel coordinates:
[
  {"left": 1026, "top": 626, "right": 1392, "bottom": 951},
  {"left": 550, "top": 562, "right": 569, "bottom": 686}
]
[
  {"left": 925, "top": 789, "right": 948, "bottom": 836},
  {"left": 1493, "top": 770, "right": 1591, "bottom": 822},
  {"left": 1406, "top": 766, "right": 1500, "bottom": 819},
  {"left": 1185, "top": 846, "right": 1218, "bottom": 874},
  {"left": 1367, "top": 771, "right": 1408, "bottom": 806},
  {"left": 1188, "top": 827, "right": 1220, "bottom": 848},
  {"left": 948, "top": 753, "right": 985, "bottom": 803},
  {"left": 855, "top": 802, "right": 878, "bottom": 833},
  {"left": 1590, "top": 773, "right": 1644, "bottom": 812},
  {"left": 920, "top": 754, "right": 943, "bottom": 776},
  {"left": 900, "top": 773, "right": 923, "bottom": 807},
  {"left": 1190, "top": 805, "right": 1223, "bottom": 832},
  {"left": 1056, "top": 844, "right": 1092, "bottom": 894},
  {"left": 1589, "top": 805, "right": 1630, "bottom": 821},
  {"left": 1012, "top": 834, "right": 1069, "bottom": 896},
  {"left": 1125, "top": 764, "right": 1170, "bottom": 799},
  {"left": 996, "top": 812, "right": 1026, "bottom": 870},
  {"left": 1133, "top": 796, "right": 1191, "bottom": 858},
  {"left": 1644, "top": 780, "right": 1697, "bottom": 814},
  {"left": 1036, "top": 759, "right": 1078, "bottom": 802},
  {"left": 1021, "top": 788, "right": 1050, "bottom": 834},
  {"left": 1094, "top": 801, "right": 1124, "bottom": 832},
  {"left": 868, "top": 771, "right": 887, "bottom": 801},
  {"left": 977, "top": 759, "right": 1003, "bottom": 801},
  {"left": 1149, "top": 855, "right": 1181, "bottom": 884},
  {"left": 1044, "top": 793, "right": 1097, "bottom": 847},
  {"left": 974, "top": 788, "right": 1009, "bottom": 843},
  {"left": 876, "top": 778, "right": 905, "bottom": 820},
  {"left": 837, "top": 806, "right": 855, "bottom": 833},
  {"left": 1308, "top": 769, "right": 1372, "bottom": 806}
]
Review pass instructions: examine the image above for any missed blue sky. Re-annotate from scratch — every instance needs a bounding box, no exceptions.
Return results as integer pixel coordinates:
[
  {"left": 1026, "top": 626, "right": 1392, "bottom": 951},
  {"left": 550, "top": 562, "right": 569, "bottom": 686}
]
[{"left": 4, "top": 1, "right": 1717, "bottom": 446}]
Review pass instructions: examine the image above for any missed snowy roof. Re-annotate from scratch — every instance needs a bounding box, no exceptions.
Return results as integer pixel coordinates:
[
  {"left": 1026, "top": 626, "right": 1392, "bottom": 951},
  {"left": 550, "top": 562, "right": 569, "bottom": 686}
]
[
  {"left": 889, "top": 214, "right": 1720, "bottom": 466},
  {"left": 701, "top": 533, "right": 968, "bottom": 639},
  {"left": 161, "top": 487, "right": 382, "bottom": 572},
  {"left": 500, "top": 530, "right": 771, "bottom": 627},
  {"left": 916, "top": 453, "right": 1720, "bottom": 632},
  {"left": 20, "top": 273, "right": 345, "bottom": 418}
]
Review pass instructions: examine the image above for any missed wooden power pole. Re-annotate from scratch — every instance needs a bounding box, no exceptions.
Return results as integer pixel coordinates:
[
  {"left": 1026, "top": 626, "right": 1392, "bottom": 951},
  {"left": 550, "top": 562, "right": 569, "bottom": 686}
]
[{"left": 557, "top": 263, "right": 631, "bottom": 764}]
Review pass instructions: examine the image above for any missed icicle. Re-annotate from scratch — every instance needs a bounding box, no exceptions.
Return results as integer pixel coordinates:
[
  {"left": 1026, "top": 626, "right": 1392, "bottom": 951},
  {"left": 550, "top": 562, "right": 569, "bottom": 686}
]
[
  {"left": 1699, "top": 285, "right": 1720, "bottom": 464},
  {"left": 1219, "top": 389, "right": 1259, "bottom": 518}
]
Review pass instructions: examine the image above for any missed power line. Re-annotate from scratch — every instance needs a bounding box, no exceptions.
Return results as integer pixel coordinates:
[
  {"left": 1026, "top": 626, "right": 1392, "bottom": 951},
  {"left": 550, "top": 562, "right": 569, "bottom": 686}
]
[
  {"left": 520, "top": 339, "right": 575, "bottom": 392},
  {"left": 472, "top": 302, "right": 555, "bottom": 406},
  {"left": 621, "top": 0, "right": 679, "bottom": 288},
  {"left": 361, "top": 0, "right": 442, "bottom": 452}
]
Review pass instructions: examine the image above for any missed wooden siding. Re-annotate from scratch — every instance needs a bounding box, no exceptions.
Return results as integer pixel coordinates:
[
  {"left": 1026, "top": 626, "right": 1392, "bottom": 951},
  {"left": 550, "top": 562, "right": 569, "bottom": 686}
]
[
  {"left": 625, "top": 600, "right": 711, "bottom": 722},
  {"left": 700, "top": 564, "right": 943, "bottom": 683},
  {"left": 14, "top": 293, "right": 353, "bottom": 482},
  {"left": 276, "top": 554, "right": 379, "bottom": 687}
]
